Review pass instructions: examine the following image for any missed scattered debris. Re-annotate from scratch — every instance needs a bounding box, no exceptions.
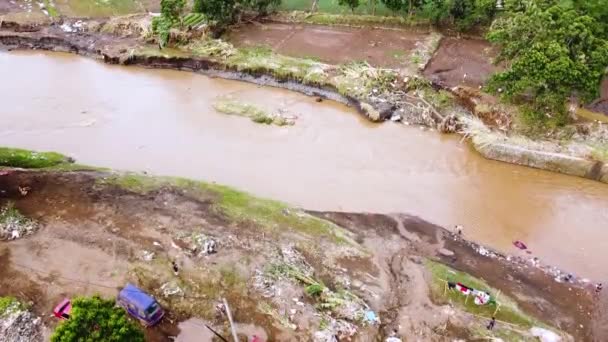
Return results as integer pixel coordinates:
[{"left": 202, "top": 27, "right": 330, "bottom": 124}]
[
  {"left": 0, "top": 202, "right": 38, "bottom": 241},
  {"left": 0, "top": 301, "right": 44, "bottom": 342},
  {"left": 140, "top": 250, "right": 155, "bottom": 262},
  {"left": 160, "top": 282, "right": 184, "bottom": 298},
  {"left": 438, "top": 248, "right": 455, "bottom": 257},
  {"left": 530, "top": 327, "right": 561, "bottom": 342}
]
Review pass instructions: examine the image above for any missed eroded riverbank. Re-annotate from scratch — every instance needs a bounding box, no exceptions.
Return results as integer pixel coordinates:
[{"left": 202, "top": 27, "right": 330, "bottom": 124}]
[
  {"left": 0, "top": 169, "right": 602, "bottom": 340},
  {"left": 2, "top": 51, "right": 608, "bottom": 283}
]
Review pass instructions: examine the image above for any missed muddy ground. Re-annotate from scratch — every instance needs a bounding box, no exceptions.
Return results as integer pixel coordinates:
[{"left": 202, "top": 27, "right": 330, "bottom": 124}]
[
  {"left": 424, "top": 37, "right": 500, "bottom": 88},
  {"left": 0, "top": 170, "right": 604, "bottom": 341},
  {"left": 226, "top": 22, "right": 429, "bottom": 69}
]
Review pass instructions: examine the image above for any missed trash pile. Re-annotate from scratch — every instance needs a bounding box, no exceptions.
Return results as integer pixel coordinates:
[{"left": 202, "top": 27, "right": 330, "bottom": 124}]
[
  {"left": 175, "top": 233, "right": 218, "bottom": 257},
  {"left": 254, "top": 245, "right": 374, "bottom": 339},
  {"left": 60, "top": 20, "right": 86, "bottom": 33},
  {"left": 0, "top": 203, "right": 38, "bottom": 241},
  {"left": 160, "top": 282, "right": 184, "bottom": 298},
  {"left": 140, "top": 250, "right": 155, "bottom": 262},
  {"left": 0, "top": 300, "right": 43, "bottom": 342}
]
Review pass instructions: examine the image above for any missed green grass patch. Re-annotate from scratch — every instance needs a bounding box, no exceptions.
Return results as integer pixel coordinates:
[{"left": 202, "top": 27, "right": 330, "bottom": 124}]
[
  {"left": 97, "top": 173, "right": 355, "bottom": 245},
  {"left": 43, "top": 0, "right": 59, "bottom": 17},
  {"left": 280, "top": 0, "right": 394, "bottom": 16},
  {"left": 213, "top": 98, "right": 293, "bottom": 126},
  {"left": 65, "top": 0, "right": 142, "bottom": 17},
  {"left": 425, "top": 260, "right": 560, "bottom": 333},
  {"left": 0, "top": 297, "right": 23, "bottom": 317},
  {"left": 0, "top": 147, "right": 71, "bottom": 169},
  {"left": 301, "top": 12, "right": 424, "bottom": 27},
  {"left": 226, "top": 45, "right": 330, "bottom": 84},
  {"left": 591, "top": 144, "right": 608, "bottom": 163},
  {"left": 188, "top": 40, "right": 330, "bottom": 85}
]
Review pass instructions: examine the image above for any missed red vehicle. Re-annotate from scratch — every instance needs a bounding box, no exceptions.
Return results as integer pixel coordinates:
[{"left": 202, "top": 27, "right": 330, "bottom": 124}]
[{"left": 53, "top": 298, "right": 72, "bottom": 320}]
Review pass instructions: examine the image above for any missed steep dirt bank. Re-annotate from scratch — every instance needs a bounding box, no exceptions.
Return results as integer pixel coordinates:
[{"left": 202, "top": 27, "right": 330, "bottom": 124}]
[{"left": 0, "top": 169, "right": 603, "bottom": 340}]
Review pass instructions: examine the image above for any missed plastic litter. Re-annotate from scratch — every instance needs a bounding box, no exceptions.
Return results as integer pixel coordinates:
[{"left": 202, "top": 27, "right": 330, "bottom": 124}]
[
  {"left": 530, "top": 327, "right": 561, "bottom": 342},
  {"left": 363, "top": 310, "right": 379, "bottom": 324},
  {"left": 513, "top": 240, "right": 527, "bottom": 250}
]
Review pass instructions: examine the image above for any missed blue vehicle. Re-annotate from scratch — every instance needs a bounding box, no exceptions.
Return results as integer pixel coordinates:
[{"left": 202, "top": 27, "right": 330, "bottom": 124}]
[{"left": 117, "top": 284, "right": 164, "bottom": 326}]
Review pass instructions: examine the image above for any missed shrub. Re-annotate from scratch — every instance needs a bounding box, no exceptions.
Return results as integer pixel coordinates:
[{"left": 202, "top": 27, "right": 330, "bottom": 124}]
[{"left": 51, "top": 296, "right": 144, "bottom": 342}]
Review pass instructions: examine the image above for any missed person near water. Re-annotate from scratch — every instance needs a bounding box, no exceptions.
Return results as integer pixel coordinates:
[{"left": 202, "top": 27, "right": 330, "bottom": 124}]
[{"left": 486, "top": 317, "right": 496, "bottom": 330}]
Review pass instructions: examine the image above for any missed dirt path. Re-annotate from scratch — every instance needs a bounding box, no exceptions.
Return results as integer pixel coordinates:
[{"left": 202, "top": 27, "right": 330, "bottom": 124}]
[
  {"left": 227, "top": 22, "right": 429, "bottom": 68},
  {"left": 424, "top": 37, "right": 501, "bottom": 88}
]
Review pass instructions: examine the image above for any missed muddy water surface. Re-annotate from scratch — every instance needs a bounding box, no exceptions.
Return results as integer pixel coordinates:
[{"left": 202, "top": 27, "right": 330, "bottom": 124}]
[{"left": 2, "top": 51, "right": 608, "bottom": 280}]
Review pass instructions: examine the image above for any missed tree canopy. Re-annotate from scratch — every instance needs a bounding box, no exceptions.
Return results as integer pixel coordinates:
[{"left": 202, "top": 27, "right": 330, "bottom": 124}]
[
  {"left": 50, "top": 296, "right": 144, "bottom": 342},
  {"left": 487, "top": 0, "right": 608, "bottom": 125}
]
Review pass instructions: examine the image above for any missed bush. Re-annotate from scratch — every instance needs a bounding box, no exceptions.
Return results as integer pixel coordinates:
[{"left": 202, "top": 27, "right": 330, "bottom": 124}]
[
  {"left": 338, "top": 0, "right": 360, "bottom": 13},
  {"left": 194, "top": 0, "right": 237, "bottom": 24},
  {"left": 243, "top": 0, "right": 282, "bottom": 15},
  {"left": 51, "top": 296, "right": 144, "bottom": 342}
]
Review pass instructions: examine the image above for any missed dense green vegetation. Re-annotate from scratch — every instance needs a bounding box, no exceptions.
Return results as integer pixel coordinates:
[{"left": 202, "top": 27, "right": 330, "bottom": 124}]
[
  {"left": 0, "top": 147, "right": 70, "bottom": 169},
  {"left": 51, "top": 296, "right": 144, "bottom": 342},
  {"left": 487, "top": 0, "right": 608, "bottom": 128}
]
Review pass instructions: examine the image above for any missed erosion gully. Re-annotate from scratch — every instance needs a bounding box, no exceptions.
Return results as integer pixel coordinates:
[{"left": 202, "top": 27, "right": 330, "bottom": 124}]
[{"left": 2, "top": 50, "right": 608, "bottom": 281}]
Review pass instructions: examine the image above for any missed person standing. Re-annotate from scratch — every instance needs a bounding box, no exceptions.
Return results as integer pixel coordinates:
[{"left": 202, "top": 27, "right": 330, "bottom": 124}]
[{"left": 486, "top": 317, "right": 496, "bottom": 330}]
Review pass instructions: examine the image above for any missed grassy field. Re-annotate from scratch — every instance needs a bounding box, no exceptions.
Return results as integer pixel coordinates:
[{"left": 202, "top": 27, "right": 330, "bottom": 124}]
[
  {"left": 279, "top": 0, "right": 395, "bottom": 16},
  {"left": 54, "top": 0, "right": 146, "bottom": 17},
  {"left": 425, "top": 260, "right": 566, "bottom": 340}
]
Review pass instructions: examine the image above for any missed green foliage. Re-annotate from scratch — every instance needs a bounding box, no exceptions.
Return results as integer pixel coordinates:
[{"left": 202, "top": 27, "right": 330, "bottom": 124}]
[
  {"left": 153, "top": 0, "right": 186, "bottom": 47},
  {"left": 183, "top": 13, "right": 207, "bottom": 27},
  {"left": 0, "top": 297, "right": 22, "bottom": 317},
  {"left": 381, "top": 0, "right": 408, "bottom": 13},
  {"left": 243, "top": 0, "right": 282, "bottom": 15},
  {"left": 305, "top": 284, "right": 325, "bottom": 297},
  {"left": 487, "top": 1, "right": 608, "bottom": 126},
  {"left": 160, "top": 0, "right": 186, "bottom": 19},
  {"left": 193, "top": 0, "right": 204, "bottom": 13},
  {"left": 338, "top": 0, "right": 360, "bottom": 12},
  {"left": 194, "top": 0, "right": 236, "bottom": 24},
  {"left": 0, "top": 147, "right": 70, "bottom": 168},
  {"left": 51, "top": 296, "right": 144, "bottom": 342}
]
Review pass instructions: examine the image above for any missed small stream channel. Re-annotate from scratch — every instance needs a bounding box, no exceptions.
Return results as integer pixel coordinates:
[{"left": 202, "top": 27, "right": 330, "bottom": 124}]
[{"left": 2, "top": 50, "right": 608, "bottom": 280}]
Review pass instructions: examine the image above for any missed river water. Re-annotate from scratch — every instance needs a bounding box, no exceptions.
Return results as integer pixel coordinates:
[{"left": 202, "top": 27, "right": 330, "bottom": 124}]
[{"left": 2, "top": 51, "right": 608, "bottom": 280}]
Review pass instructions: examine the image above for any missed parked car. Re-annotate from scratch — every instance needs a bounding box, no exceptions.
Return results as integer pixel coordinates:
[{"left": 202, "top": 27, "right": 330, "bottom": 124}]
[
  {"left": 52, "top": 298, "right": 72, "bottom": 320},
  {"left": 117, "top": 283, "right": 164, "bottom": 326}
]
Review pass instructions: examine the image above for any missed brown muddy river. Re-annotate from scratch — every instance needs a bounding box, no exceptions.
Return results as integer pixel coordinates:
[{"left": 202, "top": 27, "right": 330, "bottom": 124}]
[{"left": 2, "top": 51, "right": 608, "bottom": 280}]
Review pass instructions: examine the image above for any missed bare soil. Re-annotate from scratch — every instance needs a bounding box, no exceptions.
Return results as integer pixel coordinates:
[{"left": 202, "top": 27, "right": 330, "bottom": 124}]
[
  {"left": 424, "top": 37, "right": 501, "bottom": 88},
  {"left": 0, "top": 170, "right": 600, "bottom": 340},
  {"left": 226, "top": 22, "right": 429, "bottom": 68}
]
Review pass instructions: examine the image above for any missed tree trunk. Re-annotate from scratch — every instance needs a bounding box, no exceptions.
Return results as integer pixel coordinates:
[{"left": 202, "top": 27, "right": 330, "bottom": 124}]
[{"left": 311, "top": 0, "right": 319, "bottom": 13}]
